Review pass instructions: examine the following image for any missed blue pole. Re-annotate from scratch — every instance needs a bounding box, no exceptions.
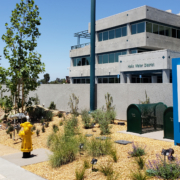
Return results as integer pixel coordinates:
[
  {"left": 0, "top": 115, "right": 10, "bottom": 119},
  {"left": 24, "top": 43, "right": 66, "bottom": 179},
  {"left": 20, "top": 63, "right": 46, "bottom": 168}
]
[{"left": 90, "top": 0, "right": 96, "bottom": 111}]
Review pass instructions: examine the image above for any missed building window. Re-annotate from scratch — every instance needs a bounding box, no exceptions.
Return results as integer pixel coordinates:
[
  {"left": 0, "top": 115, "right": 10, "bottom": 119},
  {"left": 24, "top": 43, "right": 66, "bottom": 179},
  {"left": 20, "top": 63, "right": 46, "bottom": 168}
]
[
  {"left": 153, "top": 24, "right": 159, "bottom": 34},
  {"left": 131, "top": 24, "right": 136, "bottom": 34},
  {"left": 97, "top": 76, "right": 120, "bottom": 84},
  {"left": 146, "top": 22, "right": 152, "bottom": 33},
  {"left": 73, "top": 78, "right": 90, "bottom": 84},
  {"left": 73, "top": 56, "right": 90, "bottom": 66},
  {"left": 131, "top": 22, "right": 145, "bottom": 35},
  {"left": 165, "top": 26, "right": 171, "bottom": 37},
  {"left": 178, "top": 30, "right": 180, "bottom": 39},
  {"left": 99, "top": 32, "right": 102, "bottom": 41},
  {"left": 98, "top": 25, "right": 127, "bottom": 42},
  {"left": 98, "top": 55, "right": 103, "bottom": 64},
  {"left": 103, "top": 54, "right": 108, "bottom": 64},
  {"left": 130, "top": 49, "right": 137, "bottom": 54},
  {"left": 159, "top": 25, "right": 164, "bottom": 35},
  {"left": 115, "top": 52, "right": 122, "bottom": 62},
  {"left": 103, "top": 31, "right": 108, "bottom": 41},
  {"left": 109, "top": 53, "right": 114, "bottom": 63}
]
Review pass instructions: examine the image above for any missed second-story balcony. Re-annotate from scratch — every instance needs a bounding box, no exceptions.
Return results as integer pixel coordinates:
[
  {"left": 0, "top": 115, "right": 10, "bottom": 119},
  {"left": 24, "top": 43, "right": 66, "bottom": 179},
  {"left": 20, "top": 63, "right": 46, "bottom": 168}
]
[{"left": 71, "top": 42, "right": 90, "bottom": 50}]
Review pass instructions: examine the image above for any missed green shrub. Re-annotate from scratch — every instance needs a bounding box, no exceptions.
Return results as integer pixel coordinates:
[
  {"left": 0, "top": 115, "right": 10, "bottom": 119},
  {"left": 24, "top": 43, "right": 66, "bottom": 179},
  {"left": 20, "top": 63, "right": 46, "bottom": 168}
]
[
  {"left": 105, "top": 92, "right": 115, "bottom": 111},
  {"left": 81, "top": 109, "right": 91, "bottom": 129},
  {"left": 91, "top": 109, "right": 104, "bottom": 124},
  {"left": 59, "top": 120, "right": 63, "bottom": 126},
  {"left": 107, "top": 110, "right": 116, "bottom": 124},
  {"left": 10, "top": 133, "right": 12, "bottom": 139},
  {"left": 68, "top": 93, "right": 79, "bottom": 116},
  {"left": 99, "top": 161, "right": 114, "bottom": 176},
  {"left": 64, "top": 116, "right": 78, "bottom": 136},
  {"left": 0, "top": 120, "right": 2, "bottom": 123},
  {"left": 58, "top": 111, "right": 63, "bottom": 118},
  {"left": 42, "top": 126, "right": 45, "bottom": 133},
  {"left": 40, "top": 119, "right": 44, "bottom": 125},
  {"left": 45, "top": 122, "right": 49, "bottom": 128},
  {"left": 33, "top": 125, "right": 36, "bottom": 130},
  {"left": 45, "top": 111, "right": 53, "bottom": 122},
  {"left": 75, "top": 168, "right": 85, "bottom": 180},
  {"left": 52, "top": 124, "right": 59, "bottom": 133},
  {"left": 36, "top": 129, "right": 40, "bottom": 136},
  {"left": 134, "top": 156, "right": 145, "bottom": 170},
  {"left": 131, "top": 171, "right": 147, "bottom": 180},
  {"left": 87, "top": 138, "right": 112, "bottom": 157},
  {"left": 128, "top": 143, "right": 146, "bottom": 157},
  {"left": 109, "top": 148, "right": 118, "bottom": 163},
  {"left": 49, "top": 134, "right": 79, "bottom": 168},
  {"left": 83, "top": 159, "right": 90, "bottom": 169},
  {"left": 107, "top": 172, "right": 120, "bottom": 180},
  {"left": 47, "top": 133, "right": 58, "bottom": 148},
  {"left": 49, "top": 101, "right": 56, "bottom": 110}
]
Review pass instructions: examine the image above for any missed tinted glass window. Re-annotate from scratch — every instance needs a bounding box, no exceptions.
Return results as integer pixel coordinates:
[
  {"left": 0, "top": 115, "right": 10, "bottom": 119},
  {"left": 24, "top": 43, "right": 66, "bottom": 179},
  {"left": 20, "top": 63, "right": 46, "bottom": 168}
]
[
  {"left": 122, "top": 26, "right": 127, "bottom": 36},
  {"left": 109, "top": 53, "right": 114, "bottom": 63},
  {"left": 73, "top": 79, "right": 77, "bottom": 84},
  {"left": 77, "top": 58, "right": 81, "bottom": 66},
  {"left": 98, "top": 55, "right": 103, "bottom": 64},
  {"left": 77, "top": 79, "right": 81, "bottom": 84},
  {"left": 103, "top": 31, "right": 108, "bottom": 41},
  {"left": 122, "top": 51, "right": 127, "bottom": 55},
  {"left": 146, "top": 22, "right": 152, "bottom": 33},
  {"left": 109, "top": 30, "right": 115, "bottom": 39},
  {"left": 98, "top": 78, "right": 102, "bottom": 83},
  {"left": 172, "top": 29, "right": 177, "bottom": 38},
  {"left": 164, "top": 27, "right": 171, "bottom": 37},
  {"left": 103, "top": 54, "right": 108, "bottom": 64},
  {"left": 109, "top": 78, "right": 114, "bottom": 83},
  {"left": 115, "top": 77, "right": 120, "bottom": 83},
  {"left": 137, "top": 22, "right": 145, "bottom": 33},
  {"left": 115, "top": 28, "right": 121, "bottom": 38},
  {"left": 103, "top": 78, "right": 108, "bottom": 83},
  {"left": 73, "top": 58, "right": 76, "bottom": 66},
  {"left": 86, "top": 57, "right": 90, "bottom": 65},
  {"left": 131, "top": 49, "right": 137, "bottom": 54},
  {"left": 159, "top": 25, "right": 164, "bottom": 35},
  {"left": 115, "top": 52, "right": 121, "bottom": 62},
  {"left": 177, "top": 30, "right": 180, "bottom": 39},
  {"left": 153, "top": 24, "right": 159, "bottom": 34},
  {"left": 81, "top": 79, "right": 85, "bottom": 84},
  {"left": 99, "top": 32, "right": 102, "bottom": 41},
  {"left": 82, "top": 58, "right": 86, "bottom": 66},
  {"left": 86, "top": 79, "right": 90, "bottom": 84},
  {"left": 131, "top": 24, "right": 137, "bottom": 34}
]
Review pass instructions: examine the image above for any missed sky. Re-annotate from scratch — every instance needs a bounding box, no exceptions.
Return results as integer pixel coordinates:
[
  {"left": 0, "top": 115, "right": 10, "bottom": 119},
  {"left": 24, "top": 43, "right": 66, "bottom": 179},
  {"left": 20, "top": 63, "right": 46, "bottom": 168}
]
[{"left": 0, "top": 0, "right": 180, "bottom": 81}]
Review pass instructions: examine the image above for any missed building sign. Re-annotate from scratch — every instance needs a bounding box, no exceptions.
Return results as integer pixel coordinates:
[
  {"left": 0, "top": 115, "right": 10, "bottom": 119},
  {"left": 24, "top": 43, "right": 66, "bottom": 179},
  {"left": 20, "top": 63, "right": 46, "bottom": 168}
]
[
  {"left": 172, "top": 58, "right": 180, "bottom": 145},
  {"left": 128, "top": 63, "right": 154, "bottom": 68}
]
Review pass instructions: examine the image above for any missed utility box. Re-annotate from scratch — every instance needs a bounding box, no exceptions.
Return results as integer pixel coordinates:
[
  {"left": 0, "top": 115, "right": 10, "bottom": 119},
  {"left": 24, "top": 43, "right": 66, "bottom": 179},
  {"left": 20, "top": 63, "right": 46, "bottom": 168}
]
[
  {"left": 127, "top": 103, "right": 167, "bottom": 134},
  {"left": 164, "top": 107, "right": 174, "bottom": 140}
]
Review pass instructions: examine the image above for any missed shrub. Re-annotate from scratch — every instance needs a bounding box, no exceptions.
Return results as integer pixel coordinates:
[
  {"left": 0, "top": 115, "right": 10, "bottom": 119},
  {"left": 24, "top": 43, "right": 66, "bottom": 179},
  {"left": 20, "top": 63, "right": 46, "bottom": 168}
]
[
  {"left": 32, "top": 125, "right": 36, "bottom": 130},
  {"left": 59, "top": 121, "right": 63, "bottom": 126},
  {"left": 42, "top": 126, "right": 45, "bottom": 133},
  {"left": 134, "top": 156, "right": 145, "bottom": 170},
  {"left": 105, "top": 92, "right": 115, "bottom": 111},
  {"left": 107, "top": 172, "right": 120, "bottom": 180},
  {"left": 49, "top": 101, "right": 56, "bottom": 110},
  {"left": 0, "top": 120, "right": 2, "bottom": 123},
  {"left": 99, "top": 111, "right": 112, "bottom": 135},
  {"left": 128, "top": 142, "right": 146, "bottom": 157},
  {"left": 81, "top": 109, "right": 91, "bottom": 129},
  {"left": 107, "top": 110, "right": 116, "bottom": 124},
  {"left": 45, "top": 122, "right": 49, "bottom": 128},
  {"left": 45, "top": 111, "right": 53, "bottom": 122},
  {"left": 87, "top": 138, "right": 112, "bottom": 157},
  {"left": 91, "top": 109, "right": 104, "bottom": 124},
  {"left": 75, "top": 168, "right": 85, "bottom": 180},
  {"left": 10, "top": 133, "right": 12, "bottom": 139},
  {"left": 49, "top": 134, "right": 79, "bottom": 168},
  {"left": 47, "top": 133, "right": 58, "bottom": 148},
  {"left": 52, "top": 124, "right": 59, "bottom": 133},
  {"left": 36, "top": 129, "right": 40, "bottom": 136},
  {"left": 146, "top": 154, "right": 180, "bottom": 179},
  {"left": 99, "top": 161, "right": 114, "bottom": 176},
  {"left": 68, "top": 93, "right": 79, "bottom": 116},
  {"left": 58, "top": 111, "right": 63, "bottom": 118},
  {"left": 83, "top": 159, "right": 90, "bottom": 169},
  {"left": 109, "top": 148, "right": 118, "bottom": 163},
  {"left": 40, "top": 119, "right": 44, "bottom": 125},
  {"left": 131, "top": 171, "right": 147, "bottom": 180},
  {"left": 64, "top": 116, "right": 78, "bottom": 136}
]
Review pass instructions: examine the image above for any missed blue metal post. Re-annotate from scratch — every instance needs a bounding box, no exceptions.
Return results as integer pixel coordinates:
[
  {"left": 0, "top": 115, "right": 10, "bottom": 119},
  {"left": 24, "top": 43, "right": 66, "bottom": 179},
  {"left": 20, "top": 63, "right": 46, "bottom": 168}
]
[
  {"left": 90, "top": 0, "right": 96, "bottom": 111},
  {"left": 77, "top": 35, "right": 80, "bottom": 45}
]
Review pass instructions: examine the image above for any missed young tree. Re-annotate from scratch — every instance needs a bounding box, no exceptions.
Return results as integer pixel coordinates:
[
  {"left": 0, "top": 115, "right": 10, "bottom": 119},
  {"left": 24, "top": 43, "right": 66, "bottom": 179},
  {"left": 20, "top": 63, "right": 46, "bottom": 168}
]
[
  {"left": 2, "top": 0, "right": 45, "bottom": 113},
  {"left": 44, "top": 73, "right": 50, "bottom": 83}
]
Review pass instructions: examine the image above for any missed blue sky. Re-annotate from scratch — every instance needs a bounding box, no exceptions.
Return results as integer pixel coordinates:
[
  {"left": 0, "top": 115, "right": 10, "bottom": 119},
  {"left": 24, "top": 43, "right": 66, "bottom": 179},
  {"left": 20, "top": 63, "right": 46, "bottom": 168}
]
[{"left": 0, "top": 0, "right": 179, "bottom": 81}]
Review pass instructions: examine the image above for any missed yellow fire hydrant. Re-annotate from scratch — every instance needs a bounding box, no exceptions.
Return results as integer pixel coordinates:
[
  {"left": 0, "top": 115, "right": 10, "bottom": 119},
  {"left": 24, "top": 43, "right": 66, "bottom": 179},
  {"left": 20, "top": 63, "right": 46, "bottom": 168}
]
[{"left": 19, "top": 122, "right": 33, "bottom": 158}]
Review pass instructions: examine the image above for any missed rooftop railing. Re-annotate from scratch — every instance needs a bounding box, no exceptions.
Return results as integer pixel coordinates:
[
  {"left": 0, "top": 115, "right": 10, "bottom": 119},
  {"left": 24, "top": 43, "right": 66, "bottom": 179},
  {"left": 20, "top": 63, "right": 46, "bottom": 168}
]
[{"left": 71, "top": 42, "right": 90, "bottom": 50}]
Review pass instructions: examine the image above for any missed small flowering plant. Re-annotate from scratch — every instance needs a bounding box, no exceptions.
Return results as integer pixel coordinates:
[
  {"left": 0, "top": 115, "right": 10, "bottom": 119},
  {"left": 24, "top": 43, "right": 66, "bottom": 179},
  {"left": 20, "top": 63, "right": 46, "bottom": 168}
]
[
  {"left": 146, "top": 154, "right": 180, "bottom": 179},
  {"left": 128, "top": 142, "right": 146, "bottom": 157}
]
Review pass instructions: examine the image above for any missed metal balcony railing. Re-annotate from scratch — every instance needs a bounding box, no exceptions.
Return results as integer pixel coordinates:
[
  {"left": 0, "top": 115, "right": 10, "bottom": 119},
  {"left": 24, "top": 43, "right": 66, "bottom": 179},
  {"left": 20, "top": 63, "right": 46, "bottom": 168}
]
[{"left": 71, "top": 42, "right": 90, "bottom": 50}]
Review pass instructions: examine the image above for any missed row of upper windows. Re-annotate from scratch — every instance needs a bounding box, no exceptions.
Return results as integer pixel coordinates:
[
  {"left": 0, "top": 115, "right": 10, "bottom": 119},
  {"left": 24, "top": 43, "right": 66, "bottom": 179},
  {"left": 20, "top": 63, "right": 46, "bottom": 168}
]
[
  {"left": 73, "top": 56, "right": 91, "bottom": 66},
  {"left": 98, "top": 21, "right": 180, "bottom": 41}
]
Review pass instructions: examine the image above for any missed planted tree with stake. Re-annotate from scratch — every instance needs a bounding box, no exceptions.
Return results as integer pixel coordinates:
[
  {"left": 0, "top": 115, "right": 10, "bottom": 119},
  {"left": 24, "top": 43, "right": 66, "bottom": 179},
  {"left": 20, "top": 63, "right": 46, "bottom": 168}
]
[{"left": 2, "top": 0, "right": 45, "bottom": 113}]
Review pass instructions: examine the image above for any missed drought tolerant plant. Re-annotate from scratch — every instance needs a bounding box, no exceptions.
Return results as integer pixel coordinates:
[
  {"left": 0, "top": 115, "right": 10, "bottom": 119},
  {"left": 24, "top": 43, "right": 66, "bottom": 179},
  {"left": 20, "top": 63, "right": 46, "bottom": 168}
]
[
  {"left": 105, "top": 93, "right": 115, "bottom": 111},
  {"left": 81, "top": 109, "right": 92, "bottom": 129},
  {"left": 49, "top": 134, "right": 79, "bottom": 168},
  {"left": 58, "top": 111, "right": 63, "bottom": 118},
  {"left": 49, "top": 101, "right": 56, "bottom": 110},
  {"left": 75, "top": 168, "right": 85, "bottom": 180},
  {"left": 68, "top": 93, "right": 79, "bottom": 116},
  {"left": 139, "top": 91, "right": 150, "bottom": 104},
  {"left": 146, "top": 154, "right": 180, "bottom": 179},
  {"left": 40, "top": 119, "right": 44, "bottom": 125},
  {"left": 45, "top": 111, "right": 53, "bottom": 122},
  {"left": 83, "top": 159, "right": 90, "bottom": 169},
  {"left": 45, "top": 122, "right": 49, "bottom": 128},
  {"left": 64, "top": 116, "right": 78, "bottom": 136},
  {"left": 47, "top": 132, "right": 58, "bottom": 148},
  {"left": 109, "top": 148, "right": 118, "bottom": 163},
  {"left": 106, "top": 110, "right": 116, "bottom": 124},
  {"left": 128, "top": 142, "right": 146, "bottom": 157},
  {"left": 99, "top": 161, "right": 114, "bottom": 176},
  {"left": 36, "top": 129, "right": 40, "bottom": 136},
  {"left": 52, "top": 124, "right": 59, "bottom": 133},
  {"left": 59, "top": 120, "right": 63, "bottom": 126},
  {"left": 134, "top": 156, "right": 146, "bottom": 170},
  {"left": 91, "top": 109, "right": 104, "bottom": 124},
  {"left": 42, "top": 125, "right": 45, "bottom": 133},
  {"left": 31, "top": 125, "right": 36, "bottom": 131},
  {"left": 131, "top": 171, "right": 147, "bottom": 180},
  {"left": 107, "top": 172, "right": 120, "bottom": 180},
  {"left": 87, "top": 138, "right": 112, "bottom": 157}
]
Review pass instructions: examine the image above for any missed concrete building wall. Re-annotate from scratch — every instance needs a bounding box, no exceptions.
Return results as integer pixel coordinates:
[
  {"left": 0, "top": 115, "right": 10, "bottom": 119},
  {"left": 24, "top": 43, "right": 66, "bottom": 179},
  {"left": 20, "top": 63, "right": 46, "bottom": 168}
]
[{"left": 1, "top": 84, "right": 172, "bottom": 120}]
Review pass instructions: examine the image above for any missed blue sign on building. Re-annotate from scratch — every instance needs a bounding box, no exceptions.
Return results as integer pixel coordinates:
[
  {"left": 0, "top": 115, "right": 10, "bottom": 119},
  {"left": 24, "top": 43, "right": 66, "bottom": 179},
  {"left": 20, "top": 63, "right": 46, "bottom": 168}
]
[
  {"left": 117, "top": 74, "right": 120, "bottom": 78},
  {"left": 172, "top": 58, "right": 180, "bottom": 145}
]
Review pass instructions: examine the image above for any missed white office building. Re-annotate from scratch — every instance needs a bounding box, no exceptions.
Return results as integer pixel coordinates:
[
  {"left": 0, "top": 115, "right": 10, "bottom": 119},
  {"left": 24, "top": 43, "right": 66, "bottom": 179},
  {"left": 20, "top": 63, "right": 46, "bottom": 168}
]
[{"left": 69, "top": 6, "right": 180, "bottom": 84}]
